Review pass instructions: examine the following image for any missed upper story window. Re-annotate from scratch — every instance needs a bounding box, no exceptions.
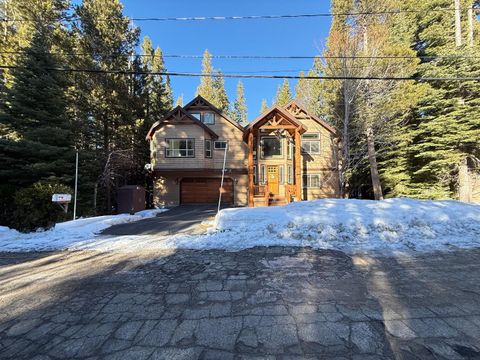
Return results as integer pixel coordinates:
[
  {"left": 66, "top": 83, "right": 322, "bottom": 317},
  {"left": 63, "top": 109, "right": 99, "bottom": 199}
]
[
  {"left": 205, "top": 139, "right": 212, "bottom": 158},
  {"left": 301, "top": 133, "right": 321, "bottom": 154},
  {"left": 190, "top": 113, "right": 201, "bottom": 121},
  {"left": 165, "top": 138, "right": 195, "bottom": 158},
  {"left": 189, "top": 112, "right": 215, "bottom": 124},
  {"left": 202, "top": 112, "right": 215, "bottom": 124},
  {"left": 261, "top": 136, "right": 283, "bottom": 159},
  {"left": 214, "top": 140, "right": 227, "bottom": 150}
]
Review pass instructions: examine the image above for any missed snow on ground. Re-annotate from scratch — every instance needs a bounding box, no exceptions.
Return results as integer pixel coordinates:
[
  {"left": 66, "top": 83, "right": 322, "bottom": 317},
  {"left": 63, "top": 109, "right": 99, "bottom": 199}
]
[
  {"left": 0, "top": 209, "right": 167, "bottom": 252},
  {"left": 0, "top": 199, "right": 479, "bottom": 254}
]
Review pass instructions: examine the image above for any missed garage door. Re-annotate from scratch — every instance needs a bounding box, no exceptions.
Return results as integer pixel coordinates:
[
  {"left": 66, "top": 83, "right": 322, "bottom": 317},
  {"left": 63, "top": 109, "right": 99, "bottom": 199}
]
[{"left": 181, "top": 178, "right": 234, "bottom": 204}]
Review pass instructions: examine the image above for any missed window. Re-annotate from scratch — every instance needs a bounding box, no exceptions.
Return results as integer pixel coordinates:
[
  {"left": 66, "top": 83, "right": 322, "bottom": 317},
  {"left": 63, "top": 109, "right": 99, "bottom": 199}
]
[
  {"left": 165, "top": 139, "right": 195, "bottom": 158},
  {"left": 279, "top": 165, "right": 284, "bottom": 185},
  {"left": 303, "top": 174, "right": 320, "bottom": 188},
  {"left": 287, "top": 165, "right": 293, "bottom": 184},
  {"left": 260, "top": 165, "right": 266, "bottom": 184},
  {"left": 202, "top": 112, "right": 215, "bottom": 124},
  {"left": 190, "top": 112, "right": 201, "bottom": 120},
  {"left": 253, "top": 165, "right": 257, "bottom": 184},
  {"left": 301, "top": 133, "right": 321, "bottom": 154},
  {"left": 214, "top": 141, "right": 227, "bottom": 150},
  {"left": 205, "top": 139, "right": 212, "bottom": 158},
  {"left": 261, "top": 137, "right": 283, "bottom": 158},
  {"left": 253, "top": 137, "right": 257, "bottom": 159},
  {"left": 287, "top": 140, "right": 293, "bottom": 160}
]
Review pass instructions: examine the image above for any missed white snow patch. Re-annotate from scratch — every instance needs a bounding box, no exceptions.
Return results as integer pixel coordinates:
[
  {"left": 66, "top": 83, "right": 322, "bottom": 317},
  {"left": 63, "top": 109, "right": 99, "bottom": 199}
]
[
  {"left": 0, "top": 208, "right": 168, "bottom": 252},
  {"left": 1, "top": 199, "right": 480, "bottom": 255}
]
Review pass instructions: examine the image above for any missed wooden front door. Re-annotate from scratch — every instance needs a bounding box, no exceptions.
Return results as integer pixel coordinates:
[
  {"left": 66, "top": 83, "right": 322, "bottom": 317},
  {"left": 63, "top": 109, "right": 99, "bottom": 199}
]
[{"left": 267, "top": 166, "right": 279, "bottom": 195}]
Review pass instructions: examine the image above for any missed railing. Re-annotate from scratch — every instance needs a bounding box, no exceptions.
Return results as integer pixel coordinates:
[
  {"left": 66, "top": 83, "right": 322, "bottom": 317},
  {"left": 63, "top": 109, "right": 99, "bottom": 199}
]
[
  {"left": 253, "top": 185, "right": 270, "bottom": 206},
  {"left": 285, "top": 184, "right": 296, "bottom": 204}
]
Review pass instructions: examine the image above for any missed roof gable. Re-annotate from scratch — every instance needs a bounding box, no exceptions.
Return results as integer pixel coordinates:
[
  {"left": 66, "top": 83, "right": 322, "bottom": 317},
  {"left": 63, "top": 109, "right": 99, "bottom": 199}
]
[
  {"left": 183, "top": 95, "right": 245, "bottom": 131},
  {"left": 146, "top": 106, "right": 219, "bottom": 141},
  {"left": 243, "top": 106, "right": 307, "bottom": 141},
  {"left": 284, "top": 100, "right": 339, "bottom": 136}
]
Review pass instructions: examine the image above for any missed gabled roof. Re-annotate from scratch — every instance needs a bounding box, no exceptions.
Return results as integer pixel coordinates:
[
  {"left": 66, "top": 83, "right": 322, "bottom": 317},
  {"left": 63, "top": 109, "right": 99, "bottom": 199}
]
[
  {"left": 183, "top": 95, "right": 245, "bottom": 131},
  {"left": 243, "top": 106, "right": 307, "bottom": 141},
  {"left": 284, "top": 100, "right": 339, "bottom": 136},
  {"left": 146, "top": 106, "right": 219, "bottom": 141}
]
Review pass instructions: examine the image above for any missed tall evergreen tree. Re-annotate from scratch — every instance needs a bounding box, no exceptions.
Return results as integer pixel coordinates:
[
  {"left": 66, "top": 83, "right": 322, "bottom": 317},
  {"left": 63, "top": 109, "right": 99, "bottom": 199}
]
[
  {"left": 0, "top": 29, "right": 73, "bottom": 188},
  {"left": 260, "top": 99, "right": 269, "bottom": 114},
  {"left": 196, "top": 49, "right": 215, "bottom": 102},
  {"left": 176, "top": 95, "right": 183, "bottom": 107},
  {"left": 212, "top": 70, "right": 230, "bottom": 113},
  {"left": 232, "top": 80, "right": 248, "bottom": 125},
  {"left": 274, "top": 79, "right": 293, "bottom": 107}
]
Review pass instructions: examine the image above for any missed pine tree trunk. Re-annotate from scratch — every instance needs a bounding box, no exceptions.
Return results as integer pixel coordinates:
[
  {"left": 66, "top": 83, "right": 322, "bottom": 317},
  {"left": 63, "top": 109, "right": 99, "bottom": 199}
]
[
  {"left": 366, "top": 126, "right": 383, "bottom": 200},
  {"left": 467, "top": 6, "right": 474, "bottom": 47},
  {"left": 454, "top": 0, "right": 462, "bottom": 47}
]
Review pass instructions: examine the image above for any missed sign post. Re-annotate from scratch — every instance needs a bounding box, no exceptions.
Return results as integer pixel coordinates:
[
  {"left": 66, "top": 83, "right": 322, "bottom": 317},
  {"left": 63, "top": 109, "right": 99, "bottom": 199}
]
[{"left": 73, "top": 150, "right": 79, "bottom": 220}]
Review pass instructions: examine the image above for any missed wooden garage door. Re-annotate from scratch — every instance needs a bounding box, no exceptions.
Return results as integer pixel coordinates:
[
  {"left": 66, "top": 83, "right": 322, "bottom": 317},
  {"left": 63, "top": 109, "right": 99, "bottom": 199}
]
[{"left": 181, "top": 178, "right": 234, "bottom": 204}]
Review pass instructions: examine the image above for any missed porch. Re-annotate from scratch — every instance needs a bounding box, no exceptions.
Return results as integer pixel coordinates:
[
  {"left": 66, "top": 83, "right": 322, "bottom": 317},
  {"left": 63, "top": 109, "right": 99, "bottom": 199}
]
[{"left": 243, "top": 106, "right": 307, "bottom": 207}]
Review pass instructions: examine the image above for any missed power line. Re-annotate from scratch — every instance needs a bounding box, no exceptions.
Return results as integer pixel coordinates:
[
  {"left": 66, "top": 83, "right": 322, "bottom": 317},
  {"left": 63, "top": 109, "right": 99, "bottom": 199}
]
[
  {"left": 0, "top": 50, "right": 478, "bottom": 61},
  {"left": 0, "top": 7, "right": 474, "bottom": 23},
  {"left": 1, "top": 65, "right": 479, "bottom": 82}
]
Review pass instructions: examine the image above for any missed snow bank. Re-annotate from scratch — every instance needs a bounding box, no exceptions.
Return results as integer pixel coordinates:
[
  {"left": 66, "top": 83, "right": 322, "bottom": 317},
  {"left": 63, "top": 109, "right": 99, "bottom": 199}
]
[
  {"left": 0, "top": 209, "right": 167, "bottom": 252},
  {"left": 204, "top": 198, "right": 480, "bottom": 253}
]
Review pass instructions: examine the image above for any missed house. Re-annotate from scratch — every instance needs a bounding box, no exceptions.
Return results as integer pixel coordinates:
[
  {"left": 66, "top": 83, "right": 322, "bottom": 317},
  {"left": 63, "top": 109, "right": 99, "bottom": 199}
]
[{"left": 146, "top": 95, "right": 340, "bottom": 207}]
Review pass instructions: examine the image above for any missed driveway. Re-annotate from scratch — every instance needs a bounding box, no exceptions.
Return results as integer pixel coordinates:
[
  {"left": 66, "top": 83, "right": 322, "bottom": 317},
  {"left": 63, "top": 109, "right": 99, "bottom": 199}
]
[
  {"left": 102, "top": 204, "right": 221, "bottom": 236},
  {"left": 1, "top": 247, "right": 480, "bottom": 359}
]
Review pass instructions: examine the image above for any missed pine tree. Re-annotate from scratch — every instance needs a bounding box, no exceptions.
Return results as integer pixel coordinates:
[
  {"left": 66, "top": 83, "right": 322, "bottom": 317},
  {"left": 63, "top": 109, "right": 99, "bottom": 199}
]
[
  {"left": 295, "top": 64, "right": 323, "bottom": 116},
  {"left": 196, "top": 49, "right": 215, "bottom": 102},
  {"left": 212, "top": 71, "right": 230, "bottom": 113},
  {"left": 274, "top": 79, "right": 293, "bottom": 107},
  {"left": 176, "top": 95, "right": 183, "bottom": 107},
  {"left": 232, "top": 80, "right": 248, "bottom": 125},
  {"left": 260, "top": 99, "right": 269, "bottom": 114},
  {"left": 0, "top": 29, "right": 73, "bottom": 188}
]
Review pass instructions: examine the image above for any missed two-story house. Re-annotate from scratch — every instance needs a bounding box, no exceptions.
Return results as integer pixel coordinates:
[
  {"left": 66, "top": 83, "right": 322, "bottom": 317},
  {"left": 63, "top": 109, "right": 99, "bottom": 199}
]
[
  {"left": 146, "top": 96, "right": 249, "bottom": 206},
  {"left": 146, "top": 95, "right": 340, "bottom": 207}
]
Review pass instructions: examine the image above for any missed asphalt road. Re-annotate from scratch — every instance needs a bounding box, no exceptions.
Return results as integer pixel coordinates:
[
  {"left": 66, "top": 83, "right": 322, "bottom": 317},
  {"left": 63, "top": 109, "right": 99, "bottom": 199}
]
[{"left": 101, "top": 204, "right": 221, "bottom": 236}]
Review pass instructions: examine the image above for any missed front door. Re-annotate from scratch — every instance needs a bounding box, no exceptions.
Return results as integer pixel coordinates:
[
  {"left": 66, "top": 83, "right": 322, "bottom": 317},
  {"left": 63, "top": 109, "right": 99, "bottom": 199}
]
[{"left": 267, "top": 166, "right": 279, "bottom": 195}]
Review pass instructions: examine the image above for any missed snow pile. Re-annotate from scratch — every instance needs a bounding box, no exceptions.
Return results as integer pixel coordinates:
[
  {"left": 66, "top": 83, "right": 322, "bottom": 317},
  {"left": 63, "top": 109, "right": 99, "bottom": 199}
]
[
  {"left": 204, "top": 198, "right": 480, "bottom": 253},
  {"left": 0, "top": 209, "right": 167, "bottom": 252}
]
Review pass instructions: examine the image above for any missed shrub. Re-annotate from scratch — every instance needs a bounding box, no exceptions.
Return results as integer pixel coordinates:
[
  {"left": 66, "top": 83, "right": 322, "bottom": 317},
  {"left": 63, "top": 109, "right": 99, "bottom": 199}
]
[{"left": 13, "top": 182, "right": 72, "bottom": 232}]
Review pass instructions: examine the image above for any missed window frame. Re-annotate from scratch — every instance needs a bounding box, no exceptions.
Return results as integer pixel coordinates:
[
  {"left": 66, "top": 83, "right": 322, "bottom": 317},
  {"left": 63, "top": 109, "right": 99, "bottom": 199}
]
[
  {"left": 279, "top": 165, "right": 284, "bottom": 185},
  {"left": 214, "top": 140, "right": 228, "bottom": 150},
  {"left": 202, "top": 112, "right": 215, "bottom": 124},
  {"left": 253, "top": 165, "right": 257, "bottom": 184},
  {"left": 260, "top": 136, "right": 284, "bottom": 159},
  {"left": 165, "top": 138, "right": 195, "bottom": 158},
  {"left": 287, "top": 140, "right": 293, "bottom": 160},
  {"left": 303, "top": 174, "right": 321, "bottom": 188},
  {"left": 190, "top": 112, "right": 201, "bottom": 121},
  {"left": 287, "top": 165, "right": 293, "bottom": 184},
  {"left": 260, "top": 165, "right": 267, "bottom": 184},
  {"left": 205, "top": 139, "right": 212, "bottom": 158},
  {"left": 301, "top": 133, "right": 321, "bottom": 155}
]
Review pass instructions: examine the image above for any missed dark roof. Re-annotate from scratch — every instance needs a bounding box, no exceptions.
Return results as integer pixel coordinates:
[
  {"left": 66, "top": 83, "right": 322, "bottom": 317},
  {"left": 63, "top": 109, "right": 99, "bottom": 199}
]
[
  {"left": 243, "top": 105, "right": 307, "bottom": 141},
  {"left": 183, "top": 95, "right": 245, "bottom": 131},
  {"left": 284, "top": 100, "right": 339, "bottom": 136},
  {"left": 146, "top": 106, "right": 219, "bottom": 141}
]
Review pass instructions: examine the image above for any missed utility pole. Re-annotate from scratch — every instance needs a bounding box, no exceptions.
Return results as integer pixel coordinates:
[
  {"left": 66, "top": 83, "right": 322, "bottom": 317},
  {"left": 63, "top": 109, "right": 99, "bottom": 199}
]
[
  {"left": 73, "top": 150, "right": 79, "bottom": 220},
  {"left": 454, "top": 0, "right": 463, "bottom": 47},
  {"left": 217, "top": 143, "right": 228, "bottom": 213}
]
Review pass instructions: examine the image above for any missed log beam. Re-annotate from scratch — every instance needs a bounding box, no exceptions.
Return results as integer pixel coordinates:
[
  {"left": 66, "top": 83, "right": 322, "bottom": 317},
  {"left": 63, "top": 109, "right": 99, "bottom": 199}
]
[
  {"left": 294, "top": 129, "right": 302, "bottom": 201},
  {"left": 248, "top": 131, "right": 254, "bottom": 207}
]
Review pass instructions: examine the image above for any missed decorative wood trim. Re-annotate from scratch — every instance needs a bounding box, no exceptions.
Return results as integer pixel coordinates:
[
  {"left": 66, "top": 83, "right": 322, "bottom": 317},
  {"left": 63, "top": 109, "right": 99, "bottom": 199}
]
[
  {"left": 248, "top": 131, "right": 254, "bottom": 207},
  {"left": 295, "top": 129, "right": 302, "bottom": 200}
]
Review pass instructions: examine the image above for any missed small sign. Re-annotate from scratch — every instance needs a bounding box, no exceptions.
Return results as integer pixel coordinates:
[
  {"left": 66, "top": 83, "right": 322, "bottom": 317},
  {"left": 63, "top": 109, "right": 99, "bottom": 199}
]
[{"left": 52, "top": 194, "right": 72, "bottom": 203}]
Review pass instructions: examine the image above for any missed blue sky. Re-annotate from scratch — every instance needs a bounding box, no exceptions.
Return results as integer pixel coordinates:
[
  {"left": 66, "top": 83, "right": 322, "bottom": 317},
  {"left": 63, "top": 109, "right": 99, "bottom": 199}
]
[{"left": 121, "top": 0, "right": 332, "bottom": 120}]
